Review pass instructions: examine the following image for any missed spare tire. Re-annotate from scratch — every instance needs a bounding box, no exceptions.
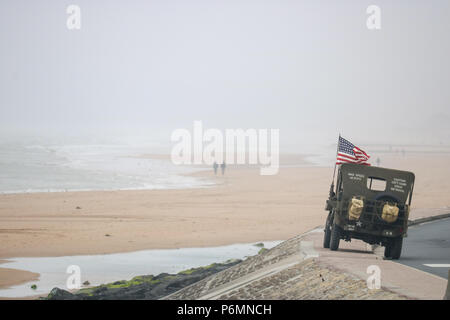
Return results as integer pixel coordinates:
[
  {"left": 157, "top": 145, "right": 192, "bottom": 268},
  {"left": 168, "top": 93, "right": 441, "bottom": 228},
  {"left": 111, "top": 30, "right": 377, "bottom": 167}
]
[{"left": 374, "top": 192, "right": 400, "bottom": 203}]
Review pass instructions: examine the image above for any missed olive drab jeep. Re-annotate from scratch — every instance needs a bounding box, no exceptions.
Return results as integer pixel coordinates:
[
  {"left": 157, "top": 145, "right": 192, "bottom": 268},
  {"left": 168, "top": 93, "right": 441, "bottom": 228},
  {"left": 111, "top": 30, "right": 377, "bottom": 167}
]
[{"left": 323, "top": 163, "right": 415, "bottom": 259}]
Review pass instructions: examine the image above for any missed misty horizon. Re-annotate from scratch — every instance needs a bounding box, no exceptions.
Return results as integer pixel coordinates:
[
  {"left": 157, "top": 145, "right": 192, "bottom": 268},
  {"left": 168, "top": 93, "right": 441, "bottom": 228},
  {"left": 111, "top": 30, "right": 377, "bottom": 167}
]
[{"left": 1, "top": 0, "right": 449, "bottom": 149}]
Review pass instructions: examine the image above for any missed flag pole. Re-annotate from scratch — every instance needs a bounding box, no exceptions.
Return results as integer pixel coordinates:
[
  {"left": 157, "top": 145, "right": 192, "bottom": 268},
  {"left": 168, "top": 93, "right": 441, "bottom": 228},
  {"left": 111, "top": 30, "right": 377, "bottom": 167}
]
[
  {"left": 329, "top": 134, "right": 340, "bottom": 198},
  {"left": 332, "top": 133, "right": 340, "bottom": 182}
]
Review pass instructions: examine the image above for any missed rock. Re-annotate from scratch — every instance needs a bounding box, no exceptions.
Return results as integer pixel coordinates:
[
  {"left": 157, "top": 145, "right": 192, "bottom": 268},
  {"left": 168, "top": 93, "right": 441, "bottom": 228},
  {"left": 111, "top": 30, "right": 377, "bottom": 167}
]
[
  {"left": 47, "top": 288, "right": 77, "bottom": 300},
  {"left": 258, "top": 248, "right": 268, "bottom": 255},
  {"left": 83, "top": 281, "right": 90, "bottom": 286},
  {"left": 76, "top": 206, "right": 81, "bottom": 209},
  {"left": 44, "top": 259, "right": 242, "bottom": 300}
]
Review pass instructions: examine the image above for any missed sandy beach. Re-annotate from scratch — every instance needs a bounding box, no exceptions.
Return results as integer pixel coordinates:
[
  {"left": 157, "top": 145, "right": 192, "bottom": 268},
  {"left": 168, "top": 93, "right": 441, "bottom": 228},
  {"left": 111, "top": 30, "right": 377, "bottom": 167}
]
[{"left": 1, "top": 153, "right": 450, "bottom": 290}]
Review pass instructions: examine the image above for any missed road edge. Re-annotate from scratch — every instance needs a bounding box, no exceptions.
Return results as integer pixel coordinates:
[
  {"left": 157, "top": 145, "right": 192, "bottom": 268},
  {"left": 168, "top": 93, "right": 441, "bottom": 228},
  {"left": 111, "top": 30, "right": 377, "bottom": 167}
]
[{"left": 408, "top": 212, "right": 450, "bottom": 226}]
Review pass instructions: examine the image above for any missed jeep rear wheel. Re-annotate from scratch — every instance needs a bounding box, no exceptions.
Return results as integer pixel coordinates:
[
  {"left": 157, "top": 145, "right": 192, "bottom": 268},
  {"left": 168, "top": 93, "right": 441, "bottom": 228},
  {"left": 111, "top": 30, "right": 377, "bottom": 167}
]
[
  {"left": 384, "top": 244, "right": 391, "bottom": 258},
  {"left": 390, "top": 237, "right": 403, "bottom": 260},
  {"left": 329, "top": 222, "right": 340, "bottom": 251},
  {"left": 384, "top": 237, "right": 403, "bottom": 259}
]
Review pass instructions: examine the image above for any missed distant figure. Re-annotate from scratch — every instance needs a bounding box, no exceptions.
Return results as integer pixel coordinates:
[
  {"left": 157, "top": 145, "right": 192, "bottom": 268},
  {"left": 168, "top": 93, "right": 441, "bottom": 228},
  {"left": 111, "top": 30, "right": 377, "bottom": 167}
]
[
  {"left": 213, "top": 162, "right": 218, "bottom": 175},
  {"left": 220, "top": 162, "right": 226, "bottom": 175},
  {"left": 376, "top": 157, "right": 381, "bottom": 167},
  {"left": 401, "top": 149, "right": 406, "bottom": 157}
]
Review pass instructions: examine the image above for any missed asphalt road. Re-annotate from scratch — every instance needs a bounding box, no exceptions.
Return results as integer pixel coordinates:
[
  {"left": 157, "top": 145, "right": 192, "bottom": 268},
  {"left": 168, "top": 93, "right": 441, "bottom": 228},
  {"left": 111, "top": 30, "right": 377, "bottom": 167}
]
[{"left": 399, "top": 217, "right": 450, "bottom": 279}]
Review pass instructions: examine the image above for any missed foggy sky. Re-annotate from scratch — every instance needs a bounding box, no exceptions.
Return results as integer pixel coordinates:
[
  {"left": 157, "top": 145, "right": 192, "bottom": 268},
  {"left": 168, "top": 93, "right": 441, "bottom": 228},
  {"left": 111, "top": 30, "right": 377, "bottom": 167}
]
[{"left": 1, "top": 0, "right": 449, "bottom": 149}]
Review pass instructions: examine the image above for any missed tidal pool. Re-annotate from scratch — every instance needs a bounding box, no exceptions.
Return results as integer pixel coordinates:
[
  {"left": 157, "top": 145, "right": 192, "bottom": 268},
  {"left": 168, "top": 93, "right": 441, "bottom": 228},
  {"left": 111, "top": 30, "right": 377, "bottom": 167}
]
[{"left": 0, "top": 241, "right": 281, "bottom": 298}]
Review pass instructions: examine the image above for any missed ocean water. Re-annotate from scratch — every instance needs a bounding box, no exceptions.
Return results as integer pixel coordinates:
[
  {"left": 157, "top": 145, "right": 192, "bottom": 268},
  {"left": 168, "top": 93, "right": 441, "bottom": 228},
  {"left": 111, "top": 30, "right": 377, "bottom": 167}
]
[
  {"left": 0, "top": 136, "right": 335, "bottom": 194},
  {"left": 0, "top": 140, "right": 213, "bottom": 194}
]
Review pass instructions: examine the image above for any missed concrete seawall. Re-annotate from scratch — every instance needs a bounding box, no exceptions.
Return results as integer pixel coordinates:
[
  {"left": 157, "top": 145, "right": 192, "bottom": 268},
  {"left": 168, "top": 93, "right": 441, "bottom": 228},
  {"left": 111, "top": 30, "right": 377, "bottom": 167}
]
[
  {"left": 165, "top": 212, "right": 450, "bottom": 300},
  {"left": 163, "top": 232, "right": 405, "bottom": 300}
]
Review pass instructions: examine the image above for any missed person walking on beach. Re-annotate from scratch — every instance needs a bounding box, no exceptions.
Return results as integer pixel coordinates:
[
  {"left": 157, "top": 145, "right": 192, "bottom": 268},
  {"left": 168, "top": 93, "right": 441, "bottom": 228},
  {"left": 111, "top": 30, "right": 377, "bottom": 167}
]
[
  {"left": 376, "top": 157, "right": 381, "bottom": 166},
  {"left": 213, "top": 162, "right": 218, "bottom": 175},
  {"left": 220, "top": 162, "right": 226, "bottom": 175}
]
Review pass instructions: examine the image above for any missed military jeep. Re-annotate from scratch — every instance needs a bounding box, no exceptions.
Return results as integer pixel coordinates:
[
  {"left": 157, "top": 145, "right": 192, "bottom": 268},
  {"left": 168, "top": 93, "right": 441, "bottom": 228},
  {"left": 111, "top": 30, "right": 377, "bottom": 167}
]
[{"left": 323, "top": 163, "right": 415, "bottom": 259}]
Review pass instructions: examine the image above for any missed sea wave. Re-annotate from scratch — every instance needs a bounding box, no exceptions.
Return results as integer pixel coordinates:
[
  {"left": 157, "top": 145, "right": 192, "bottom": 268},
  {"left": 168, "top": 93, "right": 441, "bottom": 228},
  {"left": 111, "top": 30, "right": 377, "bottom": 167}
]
[{"left": 0, "top": 142, "right": 214, "bottom": 194}]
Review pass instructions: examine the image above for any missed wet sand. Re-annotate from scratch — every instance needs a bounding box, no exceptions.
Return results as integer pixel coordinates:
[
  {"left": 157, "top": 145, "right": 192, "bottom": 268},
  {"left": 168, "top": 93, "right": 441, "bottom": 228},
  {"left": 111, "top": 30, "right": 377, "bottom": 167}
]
[{"left": 0, "top": 260, "right": 39, "bottom": 290}]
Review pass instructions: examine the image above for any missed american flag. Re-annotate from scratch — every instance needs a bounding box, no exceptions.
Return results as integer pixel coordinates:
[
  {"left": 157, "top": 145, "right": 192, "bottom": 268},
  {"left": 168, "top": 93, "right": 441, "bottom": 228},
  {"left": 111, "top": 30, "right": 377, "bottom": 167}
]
[{"left": 336, "top": 136, "right": 370, "bottom": 165}]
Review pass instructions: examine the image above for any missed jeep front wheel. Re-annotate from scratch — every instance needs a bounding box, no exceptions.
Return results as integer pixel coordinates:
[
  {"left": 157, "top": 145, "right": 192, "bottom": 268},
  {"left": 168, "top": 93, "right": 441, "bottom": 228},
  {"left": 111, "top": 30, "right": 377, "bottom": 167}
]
[
  {"left": 329, "top": 222, "right": 340, "bottom": 251},
  {"left": 323, "top": 212, "right": 332, "bottom": 248}
]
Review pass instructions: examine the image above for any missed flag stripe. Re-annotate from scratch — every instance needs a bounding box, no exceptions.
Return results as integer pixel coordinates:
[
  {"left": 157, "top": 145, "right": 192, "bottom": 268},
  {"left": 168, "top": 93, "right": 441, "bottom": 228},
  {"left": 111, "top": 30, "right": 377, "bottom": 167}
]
[{"left": 337, "top": 153, "right": 357, "bottom": 160}]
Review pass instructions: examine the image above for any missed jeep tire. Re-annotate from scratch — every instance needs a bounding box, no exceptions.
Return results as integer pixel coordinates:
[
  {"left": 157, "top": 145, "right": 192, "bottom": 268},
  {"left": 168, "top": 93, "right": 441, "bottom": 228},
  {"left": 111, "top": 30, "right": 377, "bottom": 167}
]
[
  {"left": 323, "top": 212, "right": 332, "bottom": 248},
  {"left": 390, "top": 237, "right": 403, "bottom": 260},
  {"left": 330, "top": 221, "right": 340, "bottom": 251},
  {"left": 385, "top": 237, "right": 403, "bottom": 259}
]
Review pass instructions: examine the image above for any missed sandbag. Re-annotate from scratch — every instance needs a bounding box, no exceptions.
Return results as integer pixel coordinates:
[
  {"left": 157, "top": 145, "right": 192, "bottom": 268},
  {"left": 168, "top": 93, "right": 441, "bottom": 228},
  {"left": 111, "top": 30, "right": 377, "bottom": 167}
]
[
  {"left": 382, "top": 203, "right": 399, "bottom": 223},
  {"left": 348, "top": 197, "right": 364, "bottom": 221}
]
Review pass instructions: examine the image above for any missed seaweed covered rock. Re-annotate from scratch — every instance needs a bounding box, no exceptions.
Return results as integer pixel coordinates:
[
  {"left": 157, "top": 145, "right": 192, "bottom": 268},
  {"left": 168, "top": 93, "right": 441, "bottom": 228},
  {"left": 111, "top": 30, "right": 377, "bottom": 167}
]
[
  {"left": 47, "top": 287, "right": 79, "bottom": 300},
  {"left": 46, "top": 259, "right": 241, "bottom": 300}
]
